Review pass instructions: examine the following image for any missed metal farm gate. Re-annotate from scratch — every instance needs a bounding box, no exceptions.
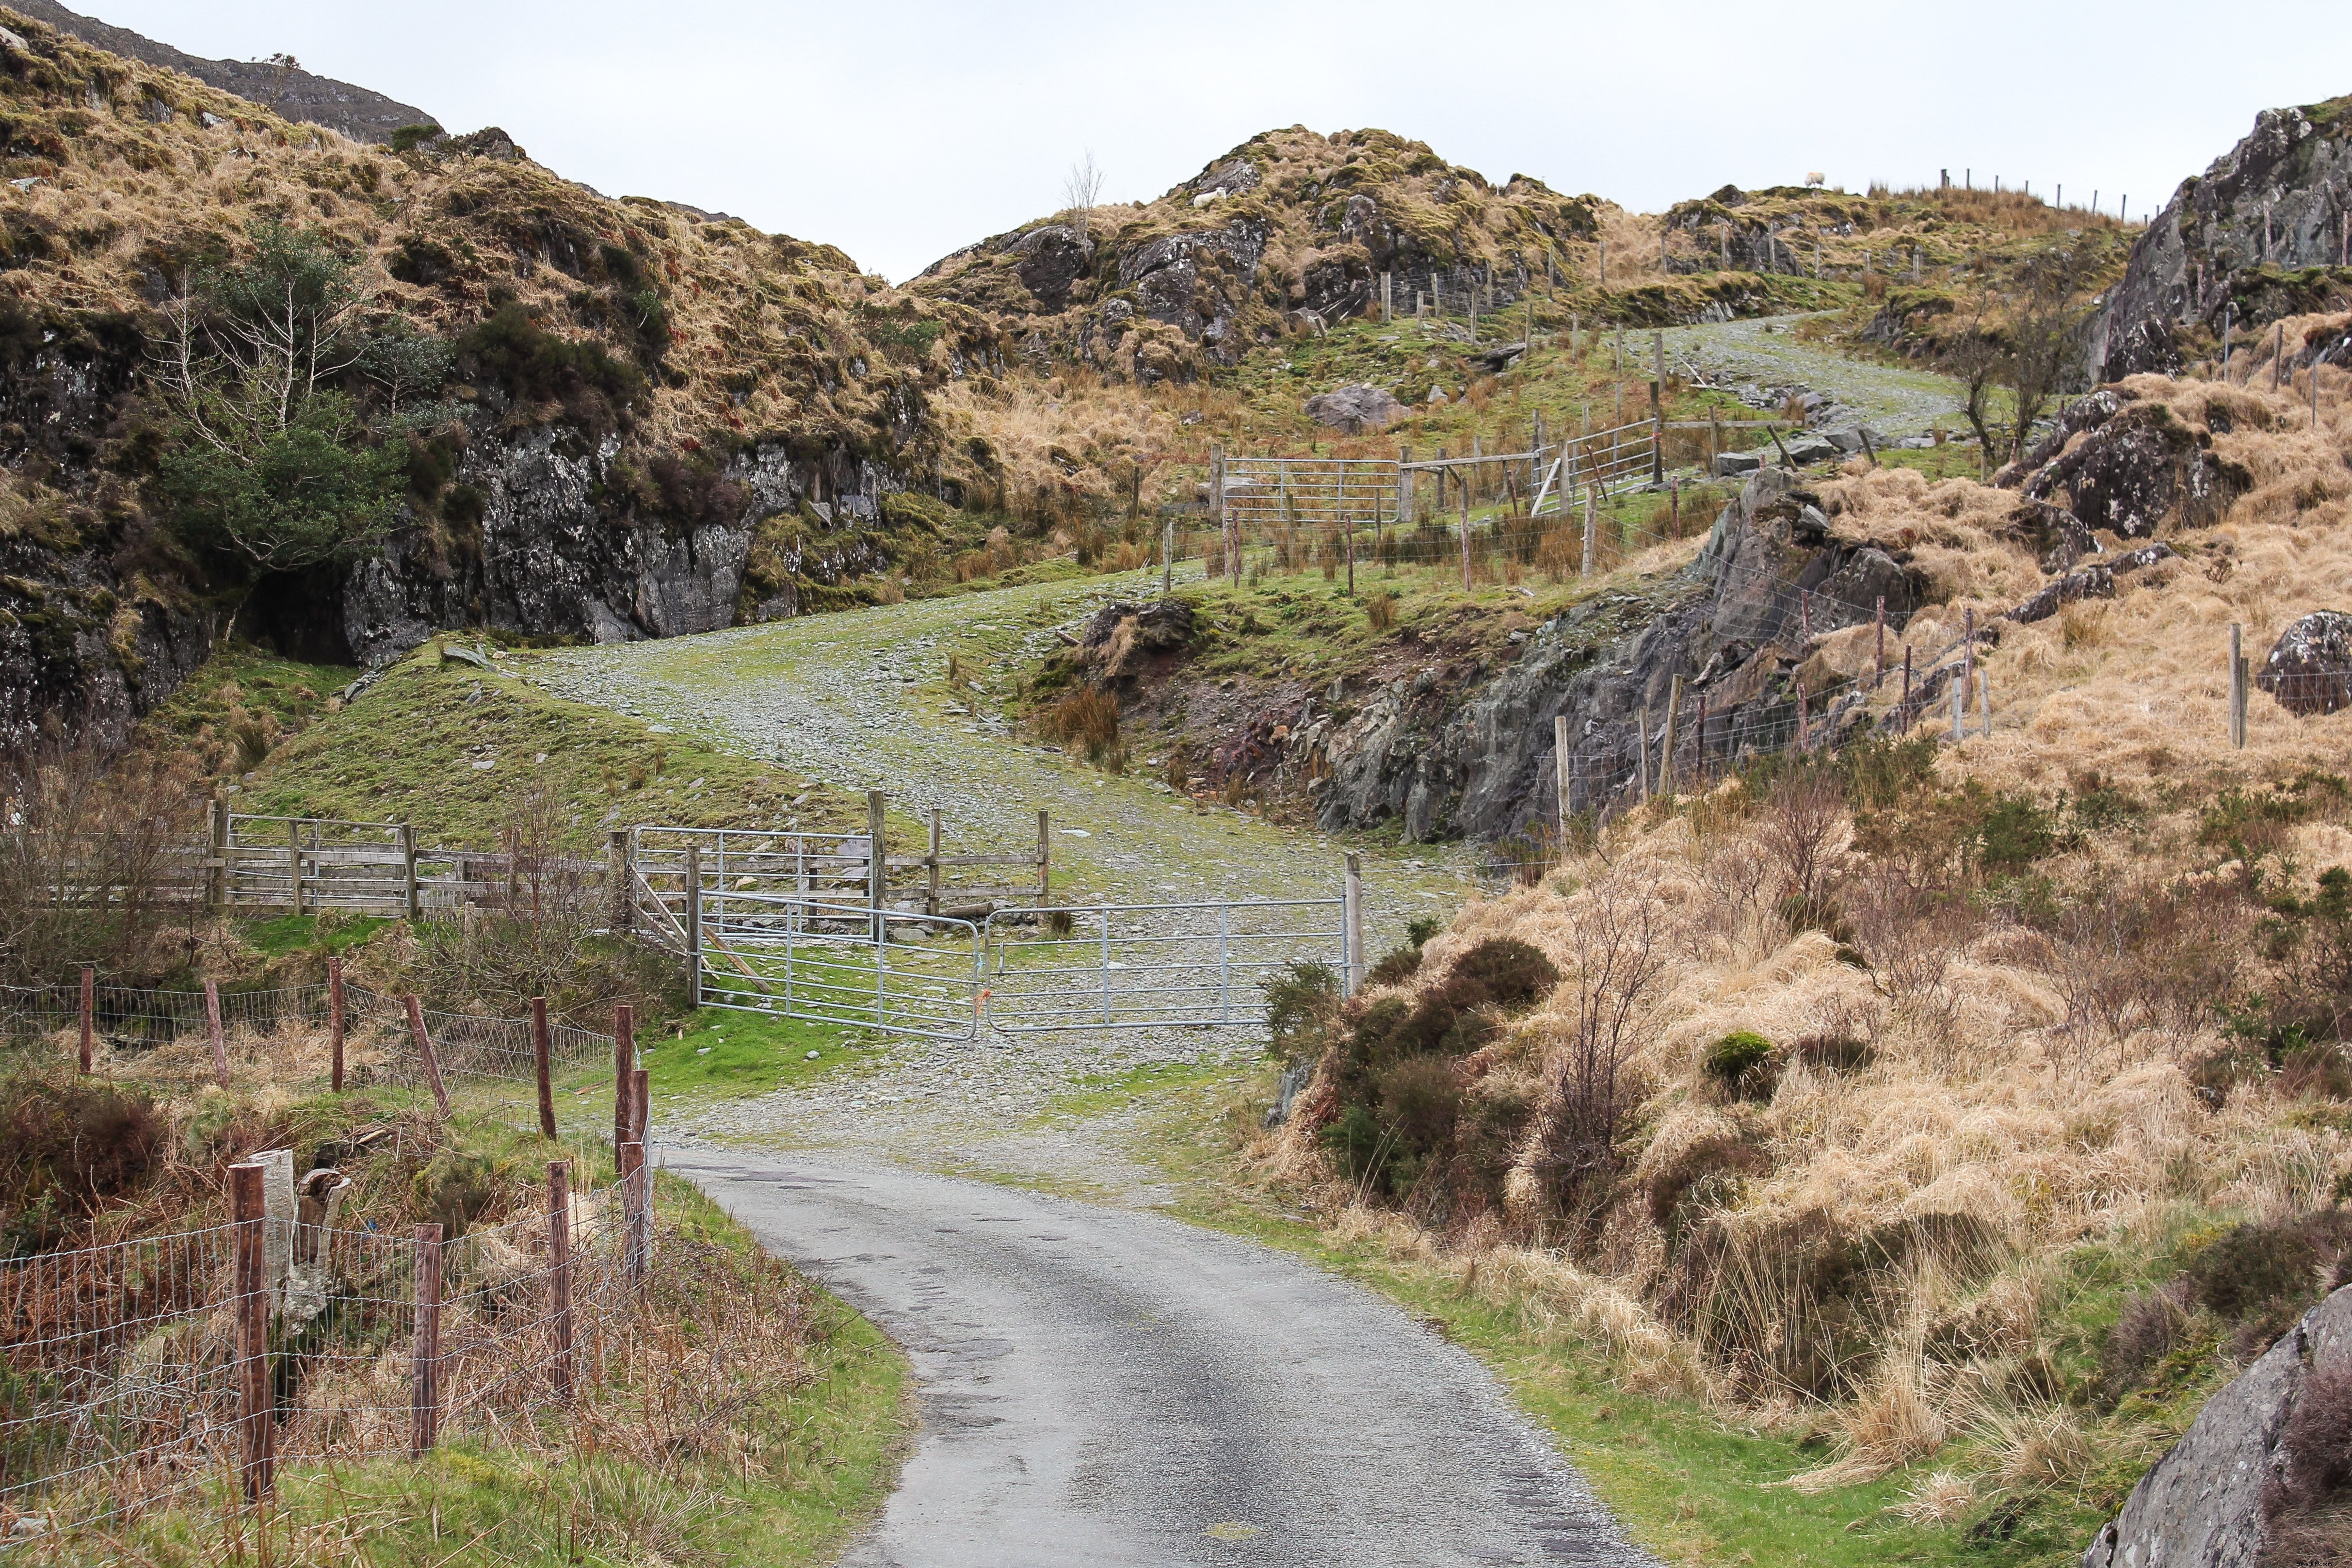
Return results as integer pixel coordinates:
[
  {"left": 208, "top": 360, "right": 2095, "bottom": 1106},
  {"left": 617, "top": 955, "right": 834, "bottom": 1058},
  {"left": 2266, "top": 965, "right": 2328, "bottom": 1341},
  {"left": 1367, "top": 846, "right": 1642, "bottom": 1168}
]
[{"left": 689, "top": 874, "right": 1365, "bottom": 1042}]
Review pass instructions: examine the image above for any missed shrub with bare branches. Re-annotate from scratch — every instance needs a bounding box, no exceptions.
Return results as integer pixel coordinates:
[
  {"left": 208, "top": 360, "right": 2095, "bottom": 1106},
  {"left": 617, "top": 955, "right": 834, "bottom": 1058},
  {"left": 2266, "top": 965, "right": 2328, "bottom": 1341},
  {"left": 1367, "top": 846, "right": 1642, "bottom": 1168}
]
[{"left": 0, "top": 739, "right": 204, "bottom": 987}]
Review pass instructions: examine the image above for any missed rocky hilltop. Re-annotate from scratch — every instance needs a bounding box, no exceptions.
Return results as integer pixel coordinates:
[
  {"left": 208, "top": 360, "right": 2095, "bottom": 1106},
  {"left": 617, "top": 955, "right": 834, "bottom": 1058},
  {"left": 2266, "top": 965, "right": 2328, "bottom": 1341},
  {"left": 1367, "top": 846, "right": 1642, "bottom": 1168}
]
[
  {"left": 2095, "top": 94, "right": 2352, "bottom": 378},
  {"left": 911, "top": 127, "right": 1601, "bottom": 383},
  {"left": 4, "top": 0, "right": 436, "bottom": 144}
]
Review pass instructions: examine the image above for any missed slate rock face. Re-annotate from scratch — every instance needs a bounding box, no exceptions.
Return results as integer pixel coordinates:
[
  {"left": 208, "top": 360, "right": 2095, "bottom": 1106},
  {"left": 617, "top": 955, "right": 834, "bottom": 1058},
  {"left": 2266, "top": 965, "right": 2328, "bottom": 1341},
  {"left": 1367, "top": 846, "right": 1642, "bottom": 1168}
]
[
  {"left": 1303, "top": 383, "right": 1403, "bottom": 434},
  {"left": 2083, "top": 1284, "right": 2352, "bottom": 1568},
  {"left": 2092, "top": 97, "right": 2352, "bottom": 379},
  {"left": 1119, "top": 217, "right": 1270, "bottom": 349},
  {"left": 1003, "top": 225, "right": 1090, "bottom": 313},
  {"left": 1301, "top": 468, "right": 1925, "bottom": 842},
  {"left": 2257, "top": 611, "right": 2352, "bottom": 715}
]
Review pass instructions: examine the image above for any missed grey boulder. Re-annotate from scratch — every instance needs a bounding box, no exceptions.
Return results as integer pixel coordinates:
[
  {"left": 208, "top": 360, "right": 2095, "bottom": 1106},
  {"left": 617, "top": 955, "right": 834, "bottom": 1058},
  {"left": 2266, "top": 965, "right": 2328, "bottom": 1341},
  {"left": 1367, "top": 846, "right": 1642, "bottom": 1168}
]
[
  {"left": 1304, "top": 383, "right": 1404, "bottom": 434},
  {"left": 2256, "top": 610, "right": 2352, "bottom": 716}
]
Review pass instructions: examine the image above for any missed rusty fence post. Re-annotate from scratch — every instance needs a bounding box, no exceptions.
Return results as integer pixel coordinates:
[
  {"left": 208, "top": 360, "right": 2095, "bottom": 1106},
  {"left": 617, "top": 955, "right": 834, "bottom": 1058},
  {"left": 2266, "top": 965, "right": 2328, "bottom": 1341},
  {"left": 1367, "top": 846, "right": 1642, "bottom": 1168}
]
[
  {"left": 230, "top": 1161, "right": 274, "bottom": 1503},
  {"left": 410, "top": 1222, "right": 444, "bottom": 1455},
  {"left": 327, "top": 955, "right": 346, "bottom": 1093},
  {"left": 531, "top": 994, "right": 556, "bottom": 1138},
  {"left": 205, "top": 978, "right": 230, "bottom": 1088},
  {"left": 403, "top": 994, "right": 451, "bottom": 1116},
  {"left": 547, "top": 1160, "right": 575, "bottom": 1405},
  {"left": 78, "top": 964, "right": 93, "bottom": 1074}
]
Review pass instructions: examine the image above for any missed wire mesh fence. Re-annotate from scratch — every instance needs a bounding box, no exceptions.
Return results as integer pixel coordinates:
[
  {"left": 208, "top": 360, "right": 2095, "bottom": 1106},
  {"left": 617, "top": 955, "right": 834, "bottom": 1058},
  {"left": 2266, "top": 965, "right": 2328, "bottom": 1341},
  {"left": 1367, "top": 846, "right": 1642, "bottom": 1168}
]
[{"left": 0, "top": 1177, "right": 637, "bottom": 1535}]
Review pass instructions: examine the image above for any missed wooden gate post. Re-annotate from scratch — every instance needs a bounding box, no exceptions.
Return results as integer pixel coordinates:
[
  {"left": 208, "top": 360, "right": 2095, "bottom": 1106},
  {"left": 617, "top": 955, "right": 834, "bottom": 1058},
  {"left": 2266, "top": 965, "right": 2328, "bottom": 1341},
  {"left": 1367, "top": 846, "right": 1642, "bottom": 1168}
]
[
  {"left": 400, "top": 823, "right": 419, "bottom": 921},
  {"left": 208, "top": 795, "right": 227, "bottom": 911},
  {"left": 608, "top": 829, "right": 632, "bottom": 934},
  {"left": 410, "top": 1222, "right": 444, "bottom": 1456},
  {"left": 230, "top": 1161, "right": 274, "bottom": 1503},
  {"left": 287, "top": 818, "right": 305, "bottom": 917},
  {"left": 327, "top": 956, "right": 345, "bottom": 1093},
  {"left": 205, "top": 978, "right": 229, "bottom": 1087},
  {"left": 613, "top": 1002, "right": 635, "bottom": 1152},
  {"left": 532, "top": 995, "right": 556, "bottom": 1138},
  {"left": 684, "top": 843, "right": 704, "bottom": 1004},
  {"left": 546, "top": 1160, "right": 575, "bottom": 1405},
  {"left": 403, "top": 994, "right": 451, "bottom": 1117},
  {"left": 864, "top": 791, "right": 885, "bottom": 923},
  {"left": 78, "top": 964, "right": 93, "bottom": 1074}
]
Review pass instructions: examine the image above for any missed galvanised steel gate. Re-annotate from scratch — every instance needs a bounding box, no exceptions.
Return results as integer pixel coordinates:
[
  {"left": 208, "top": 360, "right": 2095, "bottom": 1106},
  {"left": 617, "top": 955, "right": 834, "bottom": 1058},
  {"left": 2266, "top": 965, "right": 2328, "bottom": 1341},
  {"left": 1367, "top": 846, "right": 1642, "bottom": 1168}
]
[
  {"left": 981, "top": 899, "right": 1347, "bottom": 1032},
  {"left": 690, "top": 882, "right": 1363, "bottom": 1040}
]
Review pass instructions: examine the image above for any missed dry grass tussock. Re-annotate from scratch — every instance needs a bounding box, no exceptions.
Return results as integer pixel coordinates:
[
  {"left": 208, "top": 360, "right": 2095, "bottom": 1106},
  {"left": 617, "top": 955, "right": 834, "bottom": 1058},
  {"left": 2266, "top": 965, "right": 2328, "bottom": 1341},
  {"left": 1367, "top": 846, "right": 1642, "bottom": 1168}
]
[{"left": 1257, "top": 372, "right": 2352, "bottom": 1505}]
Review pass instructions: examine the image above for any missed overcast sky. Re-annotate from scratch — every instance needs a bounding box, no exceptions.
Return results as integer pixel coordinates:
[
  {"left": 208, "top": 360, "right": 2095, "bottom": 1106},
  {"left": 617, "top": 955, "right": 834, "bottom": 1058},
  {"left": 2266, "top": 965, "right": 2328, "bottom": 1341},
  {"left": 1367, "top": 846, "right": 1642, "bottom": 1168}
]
[{"left": 94, "top": 1, "right": 2352, "bottom": 281}]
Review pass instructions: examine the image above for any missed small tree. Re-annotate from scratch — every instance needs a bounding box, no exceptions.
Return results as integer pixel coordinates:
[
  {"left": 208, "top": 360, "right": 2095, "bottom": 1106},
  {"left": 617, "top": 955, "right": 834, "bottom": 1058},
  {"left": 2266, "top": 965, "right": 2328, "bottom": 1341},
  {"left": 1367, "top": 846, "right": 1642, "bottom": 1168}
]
[
  {"left": 2001, "top": 235, "right": 2103, "bottom": 461},
  {"left": 148, "top": 223, "right": 408, "bottom": 574},
  {"left": 1061, "top": 152, "right": 1105, "bottom": 255}
]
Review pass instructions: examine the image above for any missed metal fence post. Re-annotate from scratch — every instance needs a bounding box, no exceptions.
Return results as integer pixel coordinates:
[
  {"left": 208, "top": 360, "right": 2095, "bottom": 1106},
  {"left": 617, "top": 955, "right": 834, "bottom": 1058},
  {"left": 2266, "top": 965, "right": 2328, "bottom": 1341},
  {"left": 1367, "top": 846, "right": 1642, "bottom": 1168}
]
[
  {"left": 205, "top": 978, "right": 229, "bottom": 1087},
  {"left": 78, "top": 964, "right": 93, "bottom": 1074},
  {"left": 231, "top": 1161, "right": 274, "bottom": 1503},
  {"left": 532, "top": 994, "right": 556, "bottom": 1138},
  {"left": 547, "top": 1160, "right": 575, "bottom": 1405},
  {"left": 410, "top": 1222, "right": 444, "bottom": 1456},
  {"left": 403, "top": 994, "right": 451, "bottom": 1117},
  {"left": 328, "top": 956, "right": 345, "bottom": 1093},
  {"left": 685, "top": 843, "right": 704, "bottom": 1006}
]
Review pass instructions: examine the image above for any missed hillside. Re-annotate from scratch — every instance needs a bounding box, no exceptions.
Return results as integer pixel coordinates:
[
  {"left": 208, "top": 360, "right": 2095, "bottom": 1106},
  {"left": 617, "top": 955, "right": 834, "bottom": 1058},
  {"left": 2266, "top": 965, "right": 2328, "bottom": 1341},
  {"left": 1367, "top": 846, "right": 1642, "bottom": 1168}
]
[
  {"left": 4, "top": 0, "right": 437, "bottom": 143},
  {"left": 0, "top": 5, "right": 1019, "bottom": 748}
]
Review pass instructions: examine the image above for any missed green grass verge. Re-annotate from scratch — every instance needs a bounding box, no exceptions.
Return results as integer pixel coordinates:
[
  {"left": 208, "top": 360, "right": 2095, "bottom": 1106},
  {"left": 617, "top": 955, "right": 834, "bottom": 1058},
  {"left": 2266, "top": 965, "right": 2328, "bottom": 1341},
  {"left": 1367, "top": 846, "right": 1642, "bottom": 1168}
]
[{"left": 644, "top": 1007, "right": 883, "bottom": 1103}]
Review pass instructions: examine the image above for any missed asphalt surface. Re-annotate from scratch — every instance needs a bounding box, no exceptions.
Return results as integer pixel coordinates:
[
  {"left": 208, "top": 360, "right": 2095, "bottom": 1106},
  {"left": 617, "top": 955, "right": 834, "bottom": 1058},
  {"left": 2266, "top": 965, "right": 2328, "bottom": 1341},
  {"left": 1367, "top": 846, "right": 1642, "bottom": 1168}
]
[{"left": 667, "top": 1146, "right": 1656, "bottom": 1568}]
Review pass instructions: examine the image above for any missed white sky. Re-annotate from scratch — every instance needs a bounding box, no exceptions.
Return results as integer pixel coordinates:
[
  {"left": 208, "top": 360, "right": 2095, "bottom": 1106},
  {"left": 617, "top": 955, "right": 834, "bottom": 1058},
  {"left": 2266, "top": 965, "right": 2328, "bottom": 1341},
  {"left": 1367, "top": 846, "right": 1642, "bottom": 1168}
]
[{"left": 100, "top": 1, "right": 2352, "bottom": 282}]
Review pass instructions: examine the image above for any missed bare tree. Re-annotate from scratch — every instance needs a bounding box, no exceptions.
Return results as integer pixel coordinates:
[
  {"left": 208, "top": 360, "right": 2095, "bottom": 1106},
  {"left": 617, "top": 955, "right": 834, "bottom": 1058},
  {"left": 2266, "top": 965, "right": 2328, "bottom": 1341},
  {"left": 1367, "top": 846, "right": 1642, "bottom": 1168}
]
[
  {"left": 1062, "top": 152, "right": 1105, "bottom": 255},
  {"left": 1756, "top": 765, "right": 1846, "bottom": 927},
  {"left": 1516, "top": 875, "right": 1671, "bottom": 1231},
  {"left": 2002, "top": 235, "right": 2103, "bottom": 461}
]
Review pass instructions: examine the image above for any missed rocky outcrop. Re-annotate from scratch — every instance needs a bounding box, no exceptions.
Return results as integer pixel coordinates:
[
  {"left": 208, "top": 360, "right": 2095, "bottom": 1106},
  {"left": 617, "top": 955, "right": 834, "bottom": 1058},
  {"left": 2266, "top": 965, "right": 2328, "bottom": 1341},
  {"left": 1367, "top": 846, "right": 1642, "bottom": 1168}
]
[
  {"left": 5, "top": 0, "right": 437, "bottom": 143},
  {"left": 1304, "top": 383, "right": 1403, "bottom": 434},
  {"left": 2083, "top": 1282, "right": 2352, "bottom": 1568},
  {"left": 2257, "top": 611, "right": 2352, "bottom": 716},
  {"left": 2093, "top": 96, "right": 2352, "bottom": 380},
  {"left": 2016, "top": 395, "right": 2246, "bottom": 538},
  {"left": 1294, "top": 469, "right": 1924, "bottom": 842}
]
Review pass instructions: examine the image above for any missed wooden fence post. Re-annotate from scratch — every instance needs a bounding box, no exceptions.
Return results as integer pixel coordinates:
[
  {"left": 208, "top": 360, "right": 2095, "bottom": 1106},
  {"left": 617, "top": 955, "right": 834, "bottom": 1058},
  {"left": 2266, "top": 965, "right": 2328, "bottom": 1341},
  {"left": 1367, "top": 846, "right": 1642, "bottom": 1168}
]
[
  {"left": 1659, "top": 675, "right": 1684, "bottom": 799},
  {"left": 926, "top": 809, "right": 943, "bottom": 918},
  {"left": 205, "top": 978, "right": 229, "bottom": 1088},
  {"left": 1458, "top": 470, "right": 1473, "bottom": 591},
  {"left": 613, "top": 1002, "right": 635, "bottom": 1153},
  {"left": 684, "top": 843, "right": 704, "bottom": 1003},
  {"left": 1581, "top": 485, "right": 1597, "bottom": 581},
  {"left": 401, "top": 822, "right": 419, "bottom": 921},
  {"left": 1212, "top": 443, "right": 1233, "bottom": 584},
  {"left": 231, "top": 1161, "right": 274, "bottom": 1503},
  {"left": 625, "top": 1067, "right": 651, "bottom": 1285},
  {"left": 288, "top": 818, "right": 305, "bottom": 917},
  {"left": 1553, "top": 713, "right": 1572, "bottom": 842},
  {"left": 1637, "top": 712, "right": 1651, "bottom": 804},
  {"left": 2229, "top": 623, "right": 2248, "bottom": 748},
  {"left": 327, "top": 956, "right": 345, "bottom": 1093},
  {"left": 863, "top": 793, "right": 884, "bottom": 938},
  {"left": 546, "top": 1160, "right": 575, "bottom": 1405},
  {"left": 1339, "top": 854, "right": 1364, "bottom": 997},
  {"left": 608, "top": 829, "right": 632, "bottom": 935},
  {"left": 403, "top": 994, "right": 451, "bottom": 1117},
  {"left": 1950, "top": 668, "right": 1966, "bottom": 742},
  {"left": 1980, "top": 668, "right": 1993, "bottom": 738},
  {"left": 1695, "top": 694, "right": 1709, "bottom": 781},
  {"left": 532, "top": 995, "right": 556, "bottom": 1138},
  {"left": 78, "top": 964, "right": 93, "bottom": 1074},
  {"left": 1874, "top": 597, "right": 1886, "bottom": 683},
  {"left": 410, "top": 1222, "right": 444, "bottom": 1456},
  {"left": 1037, "top": 810, "right": 1051, "bottom": 905},
  {"left": 1903, "top": 645, "right": 1913, "bottom": 706},
  {"left": 1161, "top": 512, "right": 1175, "bottom": 597}
]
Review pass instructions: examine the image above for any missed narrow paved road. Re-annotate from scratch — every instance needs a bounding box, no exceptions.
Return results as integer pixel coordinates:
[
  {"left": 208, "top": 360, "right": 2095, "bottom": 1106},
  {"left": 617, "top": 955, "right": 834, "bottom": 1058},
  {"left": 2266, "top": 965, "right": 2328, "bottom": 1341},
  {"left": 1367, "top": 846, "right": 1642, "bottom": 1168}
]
[{"left": 671, "top": 1146, "right": 1654, "bottom": 1568}]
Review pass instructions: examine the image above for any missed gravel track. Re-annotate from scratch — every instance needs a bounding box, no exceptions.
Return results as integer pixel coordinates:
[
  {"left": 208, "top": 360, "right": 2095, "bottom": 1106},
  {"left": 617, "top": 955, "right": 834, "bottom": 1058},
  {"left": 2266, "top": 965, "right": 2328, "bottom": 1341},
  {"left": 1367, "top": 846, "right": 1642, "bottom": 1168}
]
[{"left": 1657, "top": 312, "right": 1968, "bottom": 436}]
